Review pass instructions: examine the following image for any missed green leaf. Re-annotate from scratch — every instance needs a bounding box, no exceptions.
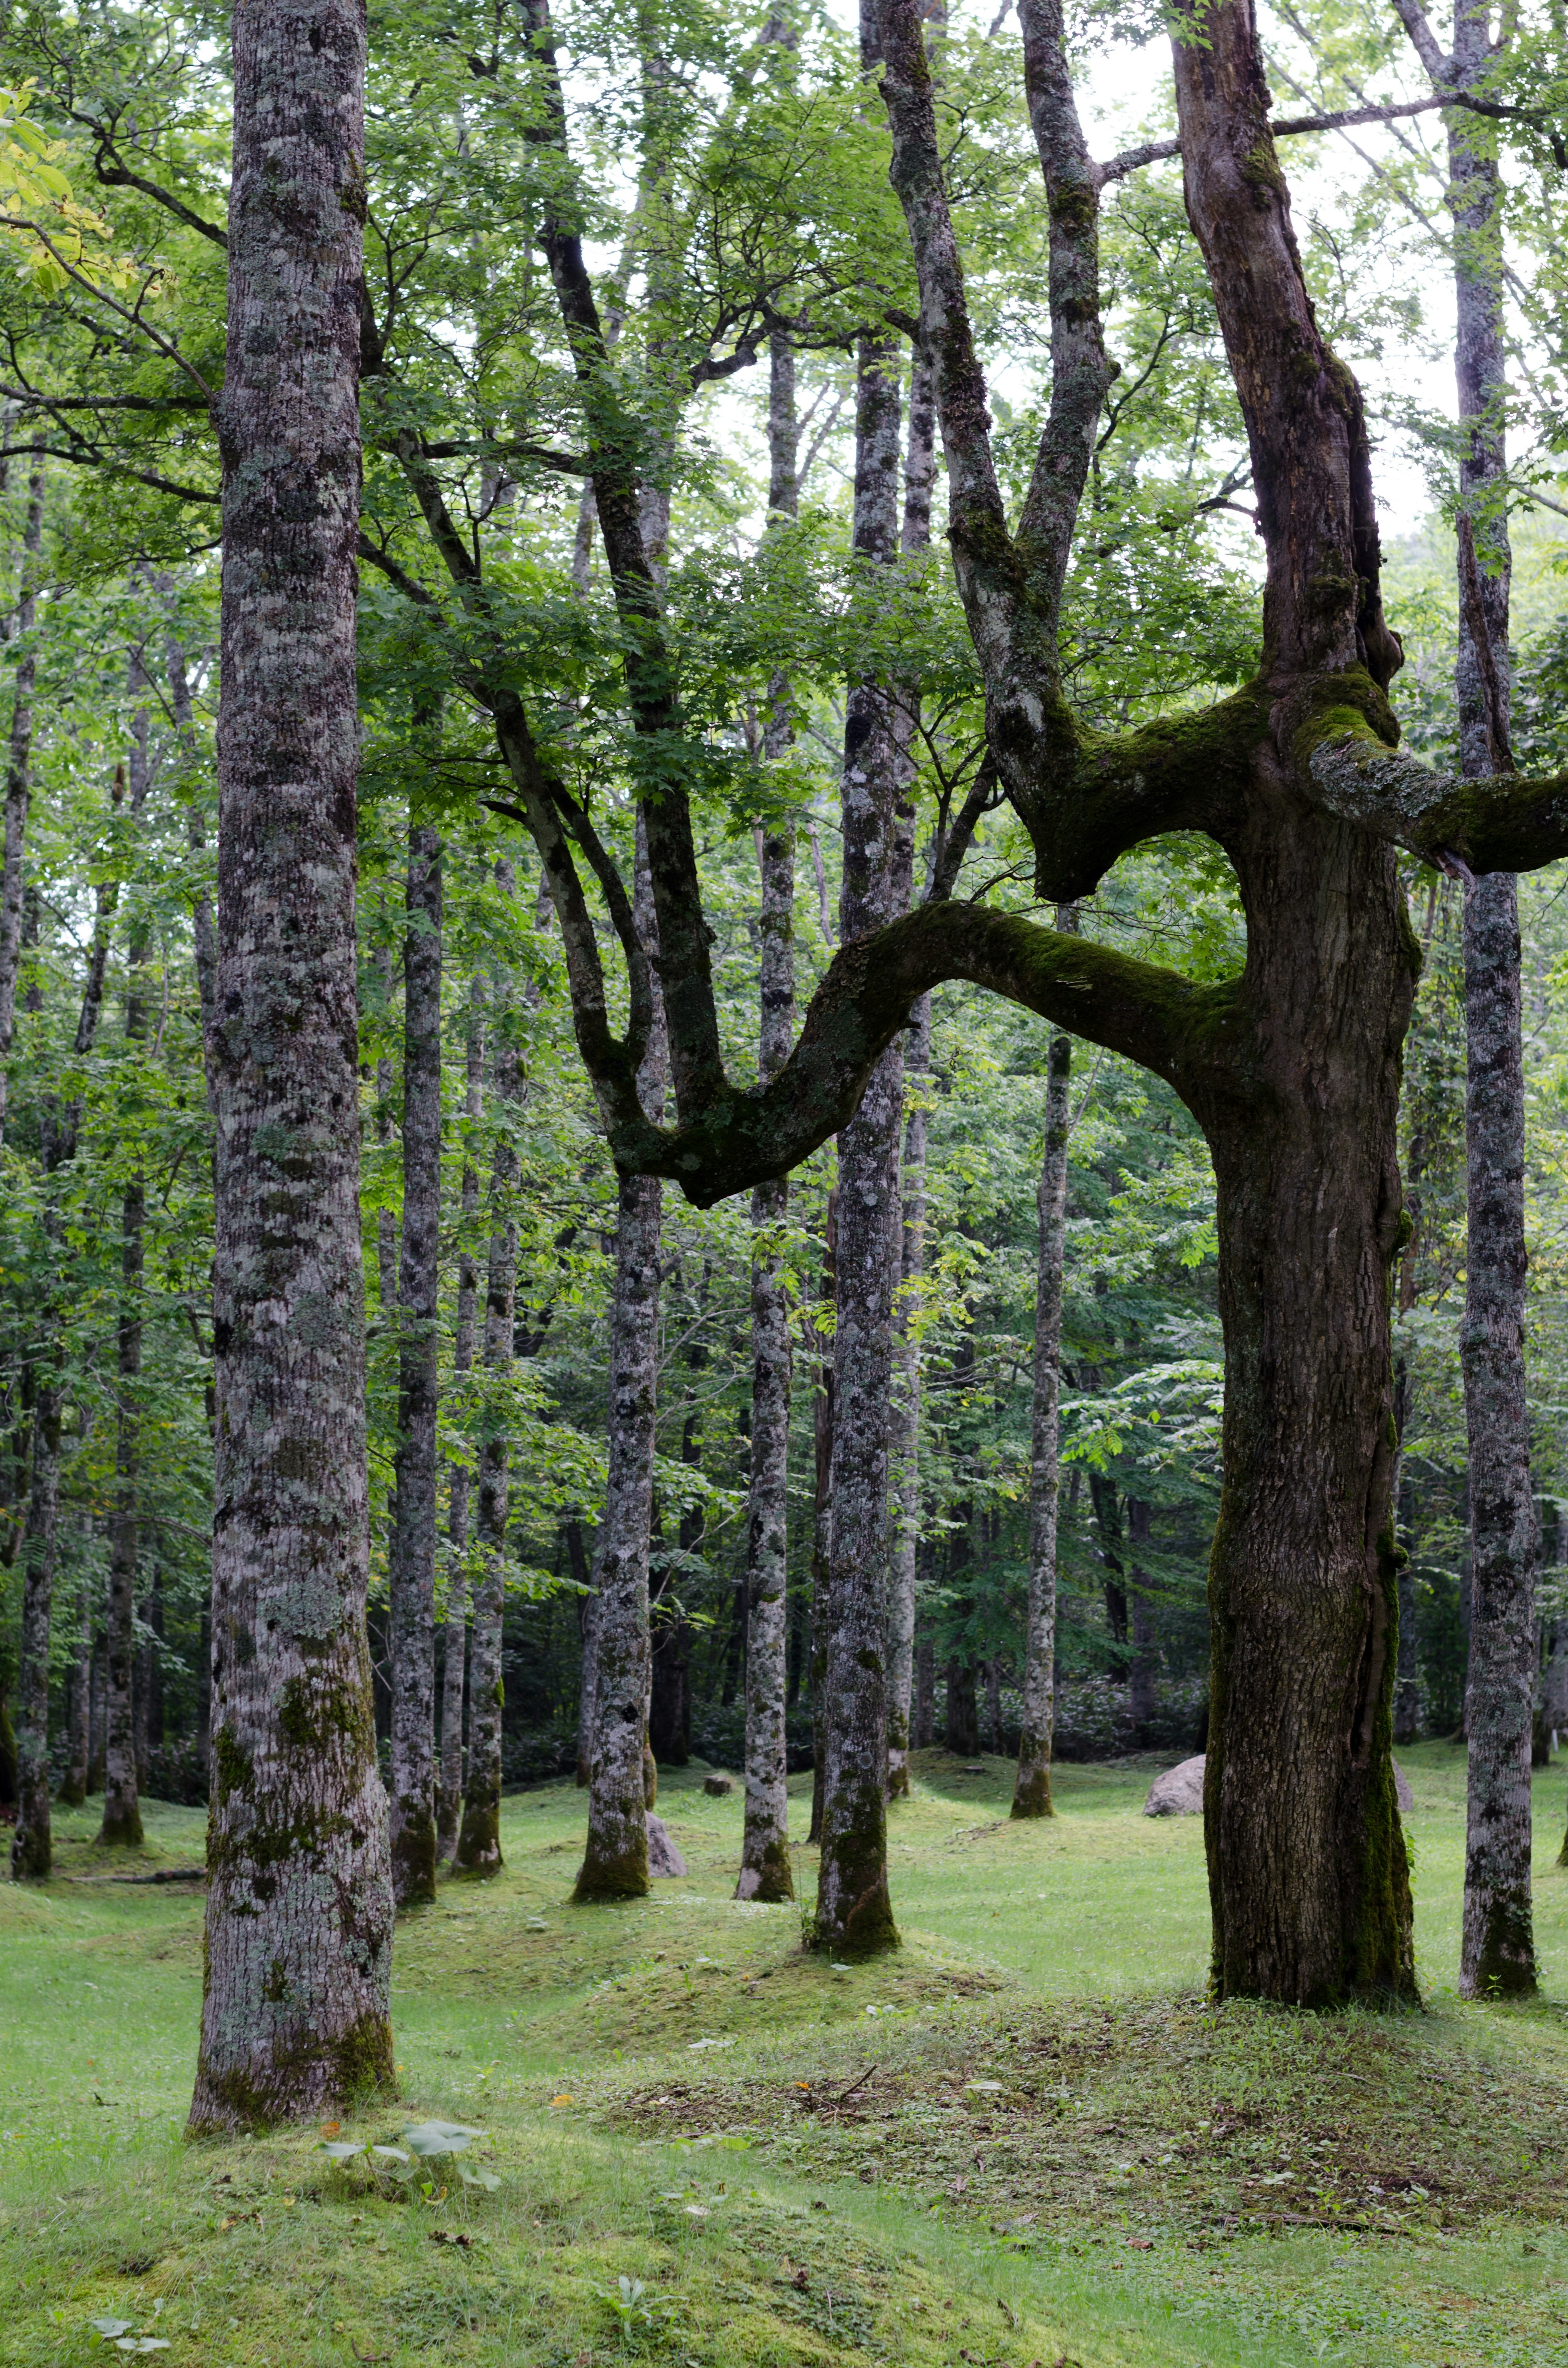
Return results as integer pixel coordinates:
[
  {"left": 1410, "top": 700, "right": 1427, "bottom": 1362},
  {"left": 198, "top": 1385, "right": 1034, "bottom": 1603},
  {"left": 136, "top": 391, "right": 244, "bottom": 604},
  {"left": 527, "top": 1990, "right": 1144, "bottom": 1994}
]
[
  {"left": 89, "top": 2321, "right": 132, "bottom": 2341},
  {"left": 401, "top": 2121, "right": 484, "bottom": 2157},
  {"left": 321, "top": 2140, "right": 368, "bottom": 2161},
  {"left": 370, "top": 2144, "right": 410, "bottom": 2165},
  {"left": 457, "top": 2165, "right": 500, "bottom": 2190}
]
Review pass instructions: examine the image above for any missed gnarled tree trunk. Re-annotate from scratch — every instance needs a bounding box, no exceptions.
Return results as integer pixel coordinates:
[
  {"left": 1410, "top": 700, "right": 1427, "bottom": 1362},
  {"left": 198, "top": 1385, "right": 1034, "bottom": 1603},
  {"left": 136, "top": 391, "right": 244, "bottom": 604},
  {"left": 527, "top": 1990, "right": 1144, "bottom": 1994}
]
[{"left": 189, "top": 0, "right": 394, "bottom": 2130}]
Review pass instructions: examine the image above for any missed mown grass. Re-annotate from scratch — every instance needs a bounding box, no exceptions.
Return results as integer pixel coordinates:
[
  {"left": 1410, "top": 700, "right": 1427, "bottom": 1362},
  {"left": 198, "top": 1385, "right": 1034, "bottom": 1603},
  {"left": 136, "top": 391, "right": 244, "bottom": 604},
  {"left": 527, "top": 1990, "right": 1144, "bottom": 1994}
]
[{"left": 4, "top": 1743, "right": 1568, "bottom": 2368}]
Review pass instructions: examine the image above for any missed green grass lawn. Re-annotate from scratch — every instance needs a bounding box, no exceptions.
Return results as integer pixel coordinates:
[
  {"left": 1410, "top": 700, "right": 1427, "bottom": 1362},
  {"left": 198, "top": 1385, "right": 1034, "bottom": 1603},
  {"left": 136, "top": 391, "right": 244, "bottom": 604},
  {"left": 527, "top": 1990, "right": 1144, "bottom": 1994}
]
[{"left": 4, "top": 1742, "right": 1568, "bottom": 2368}]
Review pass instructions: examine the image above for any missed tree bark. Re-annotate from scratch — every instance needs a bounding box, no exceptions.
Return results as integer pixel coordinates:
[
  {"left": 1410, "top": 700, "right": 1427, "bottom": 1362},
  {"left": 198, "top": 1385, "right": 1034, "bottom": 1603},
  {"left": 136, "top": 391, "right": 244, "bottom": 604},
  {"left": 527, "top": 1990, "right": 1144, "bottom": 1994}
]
[
  {"left": 0, "top": 454, "right": 44, "bottom": 1148},
  {"left": 807, "top": 1189, "right": 835, "bottom": 1846},
  {"left": 60, "top": 1577, "right": 90, "bottom": 1808},
  {"left": 388, "top": 814, "right": 443, "bottom": 1907},
  {"left": 568, "top": 1518, "right": 595, "bottom": 1788},
  {"left": 454, "top": 880, "right": 524, "bottom": 1877},
  {"left": 1448, "top": 2, "right": 1537, "bottom": 2001},
  {"left": 1014, "top": 912, "right": 1074, "bottom": 1818},
  {"left": 1128, "top": 1499, "right": 1156, "bottom": 1738},
  {"left": 575, "top": 823, "right": 664, "bottom": 1902},
  {"left": 811, "top": 323, "right": 907, "bottom": 1957},
  {"left": 100, "top": 658, "right": 152, "bottom": 1851},
  {"left": 738, "top": 823, "right": 795, "bottom": 1900},
  {"left": 189, "top": 0, "right": 394, "bottom": 2130},
  {"left": 9, "top": 1386, "right": 60, "bottom": 1875},
  {"left": 886, "top": 994, "right": 928, "bottom": 1801},
  {"left": 158, "top": 588, "right": 219, "bottom": 1095},
  {"left": 437, "top": 979, "right": 484, "bottom": 1860}
]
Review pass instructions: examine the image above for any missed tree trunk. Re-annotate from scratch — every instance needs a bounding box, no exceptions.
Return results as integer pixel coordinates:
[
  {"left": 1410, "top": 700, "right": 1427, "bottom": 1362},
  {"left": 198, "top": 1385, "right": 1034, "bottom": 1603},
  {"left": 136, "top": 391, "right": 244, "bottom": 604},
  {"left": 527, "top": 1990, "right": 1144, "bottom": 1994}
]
[
  {"left": 88, "top": 1628, "right": 105, "bottom": 1795},
  {"left": 388, "top": 815, "right": 443, "bottom": 1908},
  {"left": 0, "top": 454, "right": 43, "bottom": 1148},
  {"left": 101, "top": 674, "right": 151, "bottom": 1851},
  {"left": 985, "top": 1658, "right": 1004, "bottom": 1755},
  {"left": 189, "top": 0, "right": 394, "bottom": 2129},
  {"left": 945, "top": 1653, "right": 979, "bottom": 1756},
  {"left": 913, "top": 1630, "right": 934, "bottom": 1749},
  {"left": 568, "top": 1517, "right": 596, "bottom": 1789},
  {"left": 738, "top": 809, "right": 796, "bottom": 1900},
  {"left": 9, "top": 1385, "right": 60, "bottom": 1875},
  {"left": 807, "top": 1189, "right": 835, "bottom": 1846},
  {"left": 159, "top": 591, "right": 219, "bottom": 1094},
  {"left": 1128, "top": 1498, "right": 1156, "bottom": 1738},
  {"left": 454, "top": 885, "right": 524, "bottom": 1877},
  {"left": 576, "top": 821, "right": 664, "bottom": 1902},
  {"left": 60, "top": 1577, "right": 90, "bottom": 1808},
  {"left": 811, "top": 324, "right": 907, "bottom": 1958},
  {"left": 886, "top": 993, "right": 929, "bottom": 1802},
  {"left": 1014, "top": 928, "right": 1073, "bottom": 1818},
  {"left": 1448, "top": 2, "right": 1536, "bottom": 2001},
  {"left": 437, "top": 979, "right": 484, "bottom": 1859}
]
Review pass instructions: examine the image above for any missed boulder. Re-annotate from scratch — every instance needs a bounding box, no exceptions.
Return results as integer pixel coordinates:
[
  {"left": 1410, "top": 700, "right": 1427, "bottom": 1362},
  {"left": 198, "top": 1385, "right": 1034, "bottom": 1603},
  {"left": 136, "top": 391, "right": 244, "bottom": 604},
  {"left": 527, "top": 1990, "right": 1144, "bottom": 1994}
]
[
  {"left": 1141, "top": 1753, "right": 1414, "bottom": 1819},
  {"left": 1142, "top": 1755, "right": 1206, "bottom": 1817},
  {"left": 703, "top": 1772, "right": 735, "bottom": 1797},
  {"left": 646, "top": 1813, "right": 688, "bottom": 1878}
]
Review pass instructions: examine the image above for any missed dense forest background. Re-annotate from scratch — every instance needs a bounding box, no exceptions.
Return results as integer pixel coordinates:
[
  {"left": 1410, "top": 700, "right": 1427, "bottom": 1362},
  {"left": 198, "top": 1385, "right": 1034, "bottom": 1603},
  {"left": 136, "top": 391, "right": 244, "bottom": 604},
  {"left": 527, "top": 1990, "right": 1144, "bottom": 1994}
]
[{"left": 2, "top": 0, "right": 1567, "bottom": 1818}]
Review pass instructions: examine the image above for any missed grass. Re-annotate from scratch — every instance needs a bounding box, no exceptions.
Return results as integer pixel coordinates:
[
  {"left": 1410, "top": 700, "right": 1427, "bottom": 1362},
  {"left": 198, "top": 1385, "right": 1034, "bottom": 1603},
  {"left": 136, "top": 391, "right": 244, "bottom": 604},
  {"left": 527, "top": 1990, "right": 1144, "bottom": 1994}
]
[{"left": 4, "top": 1742, "right": 1568, "bottom": 2368}]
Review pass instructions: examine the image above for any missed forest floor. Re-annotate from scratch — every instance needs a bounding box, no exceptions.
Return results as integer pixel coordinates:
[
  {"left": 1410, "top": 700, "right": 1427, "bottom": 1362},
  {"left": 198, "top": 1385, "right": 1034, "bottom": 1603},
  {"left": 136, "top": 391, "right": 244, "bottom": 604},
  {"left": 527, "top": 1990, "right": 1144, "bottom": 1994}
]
[{"left": 5, "top": 1744, "right": 1568, "bottom": 2368}]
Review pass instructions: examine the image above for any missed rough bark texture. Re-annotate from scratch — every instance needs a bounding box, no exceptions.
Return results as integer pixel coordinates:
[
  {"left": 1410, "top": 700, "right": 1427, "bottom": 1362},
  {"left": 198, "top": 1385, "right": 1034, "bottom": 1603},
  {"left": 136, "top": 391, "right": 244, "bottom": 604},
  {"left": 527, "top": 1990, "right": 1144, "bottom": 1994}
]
[
  {"left": 807, "top": 1193, "right": 835, "bottom": 1847},
  {"left": 454, "top": 883, "right": 524, "bottom": 1877},
  {"left": 738, "top": 821, "right": 795, "bottom": 1902},
  {"left": 437, "top": 981, "right": 484, "bottom": 1862},
  {"left": 159, "top": 591, "right": 219, "bottom": 1095},
  {"left": 100, "top": 668, "right": 152, "bottom": 1852},
  {"left": 388, "top": 818, "right": 443, "bottom": 1907},
  {"left": 1013, "top": 922, "right": 1073, "bottom": 1819},
  {"left": 0, "top": 457, "right": 43, "bottom": 1147},
  {"left": 575, "top": 827, "right": 664, "bottom": 1902},
  {"left": 1446, "top": 1, "right": 1537, "bottom": 2001},
  {"left": 886, "top": 992, "right": 929, "bottom": 1801},
  {"left": 10, "top": 1385, "right": 60, "bottom": 1876},
  {"left": 189, "top": 0, "right": 394, "bottom": 2130},
  {"left": 60, "top": 1580, "right": 90, "bottom": 1808}
]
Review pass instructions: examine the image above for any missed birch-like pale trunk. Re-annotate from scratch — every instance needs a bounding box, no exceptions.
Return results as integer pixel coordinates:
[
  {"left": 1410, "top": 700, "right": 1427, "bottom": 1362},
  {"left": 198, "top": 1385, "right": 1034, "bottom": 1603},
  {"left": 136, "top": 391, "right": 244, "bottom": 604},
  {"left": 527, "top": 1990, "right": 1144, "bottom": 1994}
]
[
  {"left": 576, "top": 822, "right": 664, "bottom": 1900},
  {"left": 886, "top": 992, "right": 929, "bottom": 1800},
  {"left": 737, "top": 330, "right": 799, "bottom": 1901},
  {"left": 813, "top": 325, "right": 906, "bottom": 1955},
  {"left": 0, "top": 455, "right": 43, "bottom": 1148},
  {"left": 1446, "top": 0, "right": 1536, "bottom": 2001},
  {"left": 886, "top": 343, "right": 937, "bottom": 1803},
  {"left": 189, "top": 0, "right": 394, "bottom": 2129},
  {"left": 437, "top": 980, "right": 484, "bottom": 1860},
  {"left": 1013, "top": 907, "right": 1076, "bottom": 1818},
  {"left": 100, "top": 667, "right": 152, "bottom": 1851},
  {"left": 738, "top": 812, "right": 795, "bottom": 1900},
  {"left": 388, "top": 816, "right": 443, "bottom": 1905},
  {"left": 455, "top": 879, "right": 524, "bottom": 1876}
]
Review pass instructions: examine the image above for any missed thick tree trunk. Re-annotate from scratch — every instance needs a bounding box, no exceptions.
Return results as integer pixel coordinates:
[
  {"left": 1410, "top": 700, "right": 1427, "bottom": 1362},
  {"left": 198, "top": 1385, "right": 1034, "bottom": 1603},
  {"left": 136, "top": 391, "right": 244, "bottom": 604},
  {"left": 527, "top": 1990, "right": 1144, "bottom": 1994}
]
[
  {"left": 886, "top": 994, "right": 929, "bottom": 1801},
  {"left": 388, "top": 817, "right": 443, "bottom": 1908},
  {"left": 454, "top": 894, "right": 523, "bottom": 1877},
  {"left": 1198, "top": 801, "right": 1415, "bottom": 2005},
  {"left": 1014, "top": 928, "right": 1073, "bottom": 1818},
  {"left": 437, "top": 981, "right": 483, "bottom": 1860},
  {"left": 811, "top": 326, "right": 906, "bottom": 1957},
  {"left": 577, "top": 819, "right": 665, "bottom": 1900},
  {"left": 9, "top": 1385, "right": 60, "bottom": 1876},
  {"left": 738, "top": 814, "right": 796, "bottom": 1900},
  {"left": 189, "top": 0, "right": 394, "bottom": 2130},
  {"left": 0, "top": 455, "right": 43, "bottom": 1147},
  {"left": 807, "top": 1190, "right": 835, "bottom": 1845}
]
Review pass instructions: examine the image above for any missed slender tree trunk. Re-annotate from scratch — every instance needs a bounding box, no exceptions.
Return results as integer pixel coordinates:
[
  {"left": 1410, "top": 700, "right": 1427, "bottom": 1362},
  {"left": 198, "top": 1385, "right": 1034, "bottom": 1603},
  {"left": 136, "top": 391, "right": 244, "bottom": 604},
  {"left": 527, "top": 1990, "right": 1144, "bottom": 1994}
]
[
  {"left": 9, "top": 1385, "right": 60, "bottom": 1875},
  {"left": 812, "top": 326, "right": 906, "bottom": 1957},
  {"left": 437, "top": 981, "right": 484, "bottom": 1859},
  {"left": 914, "top": 1629, "right": 934, "bottom": 1748},
  {"left": 886, "top": 994, "right": 929, "bottom": 1801},
  {"left": 60, "top": 1577, "right": 90, "bottom": 1807},
  {"left": 88, "top": 1629, "right": 105, "bottom": 1794},
  {"left": 738, "top": 823, "right": 795, "bottom": 1899},
  {"left": 568, "top": 1518, "right": 596, "bottom": 1789},
  {"left": 1014, "top": 950, "right": 1072, "bottom": 1817},
  {"left": 576, "top": 824, "right": 664, "bottom": 1901},
  {"left": 1448, "top": 7, "right": 1536, "bottom": 1999},
  {"left": 807, "top": 1189, "right": 835, "bottom": 1846},
  {"left": 189, "top": 0, "right": 394, "bottom": 2129},
  {"left": 100, "top": 665, "right": 152, "bottom": 1851},
  {"left": 0, "top": 455, "right": 43, "bottom": 1148},
  {"left": 1128, "top": 1499, "right": 1156, "bottom": 1738},
  {"left": 159, "top": 590, "right": 219, "bottom": 1095},
  {"left": 388, "top": 815, "right": 443, "bottom": 1907},
  {"left": 454, "top": 884, "right": 524, "bottom": 1877}
]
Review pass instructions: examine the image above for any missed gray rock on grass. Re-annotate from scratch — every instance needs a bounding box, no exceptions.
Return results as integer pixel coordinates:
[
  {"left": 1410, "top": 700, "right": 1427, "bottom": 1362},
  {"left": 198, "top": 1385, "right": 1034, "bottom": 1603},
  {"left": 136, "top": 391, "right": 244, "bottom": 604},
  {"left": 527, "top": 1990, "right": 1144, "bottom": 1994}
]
[
  {"left": 1141, "top": 1753, "right": 1414, "bottom": 1818},
  {"left": 646, "top": 1813, "right": 688, "bottom": 1878}
]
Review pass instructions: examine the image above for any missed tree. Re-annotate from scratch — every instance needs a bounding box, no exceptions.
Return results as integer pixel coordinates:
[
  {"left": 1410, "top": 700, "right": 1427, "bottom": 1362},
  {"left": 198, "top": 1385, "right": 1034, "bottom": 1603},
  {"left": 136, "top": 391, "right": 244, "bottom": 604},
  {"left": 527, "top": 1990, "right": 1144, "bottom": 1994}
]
[{"left": 188, "top": 0, "right": 394, "bottom": 2129}]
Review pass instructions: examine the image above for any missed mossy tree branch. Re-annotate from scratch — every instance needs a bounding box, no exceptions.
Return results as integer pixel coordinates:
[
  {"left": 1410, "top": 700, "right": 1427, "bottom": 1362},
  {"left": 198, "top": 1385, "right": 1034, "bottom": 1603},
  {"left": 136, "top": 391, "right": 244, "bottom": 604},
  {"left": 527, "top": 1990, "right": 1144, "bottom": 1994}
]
[{"left": 1306, "top": 705, "right": 1568, "bottom": 875}]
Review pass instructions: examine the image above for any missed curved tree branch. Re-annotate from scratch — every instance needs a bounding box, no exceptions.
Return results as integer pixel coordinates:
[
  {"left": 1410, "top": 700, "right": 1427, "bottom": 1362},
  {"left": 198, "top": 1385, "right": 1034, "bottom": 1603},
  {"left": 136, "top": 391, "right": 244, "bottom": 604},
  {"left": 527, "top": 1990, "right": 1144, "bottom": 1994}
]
[{"left": 1305, "top": 703, "right": 1568, "bottom": 875}]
